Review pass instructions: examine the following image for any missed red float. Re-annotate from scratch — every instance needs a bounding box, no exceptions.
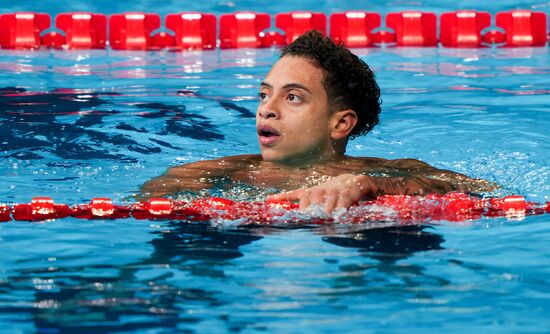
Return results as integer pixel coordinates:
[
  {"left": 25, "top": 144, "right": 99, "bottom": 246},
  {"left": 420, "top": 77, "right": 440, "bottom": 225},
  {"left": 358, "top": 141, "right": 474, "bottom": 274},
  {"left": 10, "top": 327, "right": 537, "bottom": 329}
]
[
  {"left": 150, "top": 31, "right": 176, "bottom": 49},
  {"left": 260, "top": 31, "right": 286, "bottom": 47},
  {"left": 482, "top": 30, "right": 507, "bottom": 45},
  {"left": 41, "top": 31, "right": 66, "bottom": 49},
  {"left": 372, "top": 30, "right": 397, "bottom": 44},
  {"left": 386, "top": 11, "right": 437, "bottom": 46},
  {"left": 330, "top": 11, "right": 381, "bottom": 48},
  {"left": 0, "top": 205, "right": 10, "bottom": 222},
  {"left": 440, "top": 192, "right": 484, "bottom": 221},
  {"left": 109, "top": 12, "right": 161, "bottom": 50},
  {"left": 0, "top": 12, "right": 50, "bottom": 49},
  {"left": 440, "top": 11, "right": 491, "bottom": 47},
  {"left": 502, "top": 195, "right": 527, "bottom": 213},
  {"left": 12, "top": 197, "right": 72, "bottom": 221},
  {"left": 276, "top": 11, "right": 326, "bottom": 44},
  {"left": 55, "top": 12, "right": 107, "bottom": 49},
  {"left": 495, "top": 10, "right": 547, "bottom": 47},
  {"left": 131, "top": 198, "right": 203, "bottom": 220},
  {"left": 165, "top": 12, "right": 216, "bottom": 50},
  {"left": 72, "top": 198, "right": 130, "bottom": 219},
  {"left": 219, "top": 12, "right": 271, "bottom": 48}
]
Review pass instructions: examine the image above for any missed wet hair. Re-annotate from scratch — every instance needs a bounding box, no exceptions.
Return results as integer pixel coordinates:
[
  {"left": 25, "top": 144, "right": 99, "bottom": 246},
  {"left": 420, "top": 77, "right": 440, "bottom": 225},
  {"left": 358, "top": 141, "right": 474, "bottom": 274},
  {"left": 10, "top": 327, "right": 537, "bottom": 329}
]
[{"left": 280, "top": 30, "right": 381, "bottom": 138}]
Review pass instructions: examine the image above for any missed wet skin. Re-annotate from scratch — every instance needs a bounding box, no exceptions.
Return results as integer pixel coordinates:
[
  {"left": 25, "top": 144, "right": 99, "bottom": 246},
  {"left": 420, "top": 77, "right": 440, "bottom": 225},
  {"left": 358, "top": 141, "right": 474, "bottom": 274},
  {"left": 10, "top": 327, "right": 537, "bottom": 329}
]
[
  {"left": 141, "top": 56, "right": 494, "bottom": 212},
  {"left": 141, "top": 154, "right": 491, "bottom": 199}
]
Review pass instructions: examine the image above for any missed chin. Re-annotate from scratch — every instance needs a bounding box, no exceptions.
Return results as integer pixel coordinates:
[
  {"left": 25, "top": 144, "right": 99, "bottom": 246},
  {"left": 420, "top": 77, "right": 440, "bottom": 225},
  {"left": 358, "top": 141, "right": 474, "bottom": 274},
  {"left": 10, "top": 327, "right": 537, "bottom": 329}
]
[
  {"left": 260, "top": 152, "right": 281, "bottom": 162},
  {"left": 260, "top": 149, "right": 289, "bottom": 162}
]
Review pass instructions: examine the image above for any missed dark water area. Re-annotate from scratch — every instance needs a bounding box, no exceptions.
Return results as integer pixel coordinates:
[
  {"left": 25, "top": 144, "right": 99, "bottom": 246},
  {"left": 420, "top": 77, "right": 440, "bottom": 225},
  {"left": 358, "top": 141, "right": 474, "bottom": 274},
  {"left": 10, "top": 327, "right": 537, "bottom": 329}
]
[{"left": 0, "top": 87, "right": 229, "bottom": 161}]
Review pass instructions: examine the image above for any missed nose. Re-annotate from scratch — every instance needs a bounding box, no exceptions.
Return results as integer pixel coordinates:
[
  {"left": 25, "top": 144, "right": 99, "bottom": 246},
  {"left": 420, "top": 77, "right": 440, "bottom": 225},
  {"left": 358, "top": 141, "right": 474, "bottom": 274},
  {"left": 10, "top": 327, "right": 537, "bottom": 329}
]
[
  {"left": 258, "top": 110, "right": 277, "bottom": 119},
  {"left": 257, "top": 97, "right": 280, "bottom": 120}
]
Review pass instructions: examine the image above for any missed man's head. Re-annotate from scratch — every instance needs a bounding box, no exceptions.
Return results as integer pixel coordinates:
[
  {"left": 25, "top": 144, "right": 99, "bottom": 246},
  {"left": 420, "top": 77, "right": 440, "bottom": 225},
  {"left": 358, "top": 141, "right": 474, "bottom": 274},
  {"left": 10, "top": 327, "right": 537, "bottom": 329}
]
[
  {"left": 256, "top": 30, "right": 381, "bottom": 164},
  {"left": 280, "top": 30, "right": 381, "bottom": 138}
]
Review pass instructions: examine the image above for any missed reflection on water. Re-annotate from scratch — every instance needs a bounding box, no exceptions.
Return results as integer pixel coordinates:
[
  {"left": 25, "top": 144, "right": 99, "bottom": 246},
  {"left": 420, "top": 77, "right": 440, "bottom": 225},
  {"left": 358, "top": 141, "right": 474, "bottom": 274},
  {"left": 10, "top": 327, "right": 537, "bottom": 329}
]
[
  {"left": 0, "top": 222, "right": 446, "bottom": 332},
  {"left": 318, "top": 225, "right": 449, "bottom": 296},
  {"left": 322, "top": 225, "right": 444, "bottom": 261},
  {"left": 0, "top": 87, "right": 225, "bottom": 161}
]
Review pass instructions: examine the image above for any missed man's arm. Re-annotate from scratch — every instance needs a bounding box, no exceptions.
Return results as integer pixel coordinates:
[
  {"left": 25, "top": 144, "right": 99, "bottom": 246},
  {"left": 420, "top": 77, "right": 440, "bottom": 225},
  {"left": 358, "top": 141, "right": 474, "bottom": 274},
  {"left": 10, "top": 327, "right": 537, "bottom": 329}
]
[
  {"left": 381, "top": 158, "right": 496, "bottom": 194},
  {"left": 139, "top": 156, "right": 250, "bottom": 198},
  {"left": 268, "top": 158, "right": 496, "bottom": 213},
  {"left": 140, "top": 162, "right": 214, "bottom": 199}
]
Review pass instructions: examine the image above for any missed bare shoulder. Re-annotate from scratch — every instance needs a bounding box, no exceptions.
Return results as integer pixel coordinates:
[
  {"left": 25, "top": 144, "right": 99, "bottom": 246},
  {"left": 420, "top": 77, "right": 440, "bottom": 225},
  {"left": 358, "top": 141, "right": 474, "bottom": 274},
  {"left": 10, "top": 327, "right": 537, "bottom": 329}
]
[
  {"left": 380, "top": 157, "right": 496, "bottom": 193},
  {"left": 166, "top": 154, "right": 261, "bottom": 176},
  {"left": 342, "top": 156, "right": 446, "bottom": 174},
  {"left": 344, "top": 156, "right": 389, "bottom": 166},
  {"left": 381, "top": 158, "right": 439, "bottom": 171},
  {"left": 140, "top": 154, "right": 263, "bottom": 197}
]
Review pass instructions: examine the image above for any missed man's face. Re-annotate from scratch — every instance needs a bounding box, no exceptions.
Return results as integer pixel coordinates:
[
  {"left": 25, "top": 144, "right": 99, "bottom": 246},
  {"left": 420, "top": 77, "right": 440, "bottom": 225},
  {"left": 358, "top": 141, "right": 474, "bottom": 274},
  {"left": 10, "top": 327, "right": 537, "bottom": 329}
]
[{"left": 256, "top": 56, "right": 334, "bottom": 163}]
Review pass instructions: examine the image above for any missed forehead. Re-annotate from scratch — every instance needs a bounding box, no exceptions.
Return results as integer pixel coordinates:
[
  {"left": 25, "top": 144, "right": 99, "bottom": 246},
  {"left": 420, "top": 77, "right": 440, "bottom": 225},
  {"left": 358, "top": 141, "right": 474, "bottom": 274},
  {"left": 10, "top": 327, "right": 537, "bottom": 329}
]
[{"left": 264, "top": 56, "right": 325, "bottom": 91}]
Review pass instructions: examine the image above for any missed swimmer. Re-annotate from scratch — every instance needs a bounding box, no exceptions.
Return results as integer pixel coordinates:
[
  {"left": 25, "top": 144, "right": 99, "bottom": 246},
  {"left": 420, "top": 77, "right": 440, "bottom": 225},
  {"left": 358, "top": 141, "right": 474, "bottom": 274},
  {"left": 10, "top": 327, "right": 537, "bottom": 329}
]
[{"left": 141, "top": 30, "right": 494, "bottom": 213}]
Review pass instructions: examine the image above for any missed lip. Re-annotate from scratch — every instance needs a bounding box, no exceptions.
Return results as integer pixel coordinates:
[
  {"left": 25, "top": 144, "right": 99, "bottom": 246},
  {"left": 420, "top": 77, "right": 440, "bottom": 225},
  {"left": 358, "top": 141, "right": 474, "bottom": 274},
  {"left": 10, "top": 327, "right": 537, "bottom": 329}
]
[{"left": 257, "top": 124, "right": 281, "bottom": 146}]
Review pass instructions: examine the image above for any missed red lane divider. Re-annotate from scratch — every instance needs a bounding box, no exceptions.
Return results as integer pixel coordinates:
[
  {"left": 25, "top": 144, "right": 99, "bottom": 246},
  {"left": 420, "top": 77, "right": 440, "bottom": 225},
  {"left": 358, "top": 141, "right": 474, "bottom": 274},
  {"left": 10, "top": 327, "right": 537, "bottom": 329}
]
[
  {"left": 109, "top": 12, "right": 161, "bottom": 50},
  {"left": 260, "top": 31, "right": 286, "bottom": 48},
  {"left": 496, "top": 10, "right": 548, "bottom": 47},
  {"left": 441, "top": 11, "right": 492, "bottom": 48},
  {"left": 330, "top": 11, "right": 381, "bottom": 48},
  {"left": 166, "top": 12, "right": 216, "bottom": 50},
  {"left": 220, "top": 12, "right": 271, "bottom": 48},
  {"left": 72, "top": 198, "right": 130, "bottom": 219},
  {"left": 1, "top": 193, "right": 548, "bottom": 224},
  {"left": 386, "top": 11, "right": 437, "bottom": 46},
  {"left": 51, "top": 12, "right": 107, "bottom": 49},
  {"left": 1, "top": 10, "right": 547, "bottom": 50},
  {"left": 0, "top": 204, "right": 10, "bottom": 222},
  {"left": 12, "top": 197, "right": 72, "bottom": 221},
  {"left": 275, "top": 11, "right": 327, "bottom": 44},
  {"left": 0, "top": 10, "right": 548, "bottom": 50},
  {"left": 0, "top": 12, "right": 50, "bottom": 49}
]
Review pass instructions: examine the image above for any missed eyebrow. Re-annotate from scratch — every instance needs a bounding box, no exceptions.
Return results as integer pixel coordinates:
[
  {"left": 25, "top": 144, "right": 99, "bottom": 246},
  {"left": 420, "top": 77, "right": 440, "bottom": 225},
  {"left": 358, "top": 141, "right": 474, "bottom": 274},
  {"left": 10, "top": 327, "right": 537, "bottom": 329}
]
[{"left": 260, "top": 82, "right": 312, "bottom": 94}]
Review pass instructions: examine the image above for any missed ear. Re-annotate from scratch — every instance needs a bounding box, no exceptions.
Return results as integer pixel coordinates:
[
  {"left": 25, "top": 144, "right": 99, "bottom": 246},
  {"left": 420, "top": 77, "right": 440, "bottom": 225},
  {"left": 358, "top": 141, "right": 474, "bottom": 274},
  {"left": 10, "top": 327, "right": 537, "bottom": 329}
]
[{"left": 330, "top": 109, "right": 358, "bottom": 140}]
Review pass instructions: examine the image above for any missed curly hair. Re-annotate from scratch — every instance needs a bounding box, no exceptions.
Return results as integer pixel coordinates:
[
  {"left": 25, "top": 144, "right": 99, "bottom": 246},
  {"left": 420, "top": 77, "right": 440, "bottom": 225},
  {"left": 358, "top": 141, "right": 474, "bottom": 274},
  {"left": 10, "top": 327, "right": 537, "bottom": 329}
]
[{"left": 280, "top": 30, "right": 381, "bottom": 138}]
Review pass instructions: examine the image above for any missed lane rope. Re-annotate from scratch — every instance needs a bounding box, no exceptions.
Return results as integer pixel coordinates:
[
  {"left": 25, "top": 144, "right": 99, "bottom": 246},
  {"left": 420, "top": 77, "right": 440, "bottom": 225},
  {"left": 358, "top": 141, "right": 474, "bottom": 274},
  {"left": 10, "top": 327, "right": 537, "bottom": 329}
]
[
  {"left": 1, "top": 193, "right": 548, "bottom": 224},
  {"left": 0, "top": 10, "right": 547, "bottom": 50}
]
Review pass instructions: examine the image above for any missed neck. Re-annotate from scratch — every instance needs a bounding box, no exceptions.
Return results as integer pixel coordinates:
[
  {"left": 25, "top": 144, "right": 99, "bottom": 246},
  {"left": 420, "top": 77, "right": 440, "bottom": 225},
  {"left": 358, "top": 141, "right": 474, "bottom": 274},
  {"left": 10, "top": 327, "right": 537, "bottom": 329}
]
[{"left": 264, "top": 148, "right": 346, "bottom": 168}]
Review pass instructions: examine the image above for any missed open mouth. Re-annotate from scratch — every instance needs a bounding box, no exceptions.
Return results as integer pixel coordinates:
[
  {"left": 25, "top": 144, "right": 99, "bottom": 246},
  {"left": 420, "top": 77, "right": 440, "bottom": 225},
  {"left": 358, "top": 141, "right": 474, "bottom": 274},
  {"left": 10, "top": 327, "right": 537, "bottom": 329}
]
[
  {"left": 257, "top": 125, "right": 281, "bottom": 145},
  {"left": 259, "top": 129, "right": 277, "bottom": 137}
]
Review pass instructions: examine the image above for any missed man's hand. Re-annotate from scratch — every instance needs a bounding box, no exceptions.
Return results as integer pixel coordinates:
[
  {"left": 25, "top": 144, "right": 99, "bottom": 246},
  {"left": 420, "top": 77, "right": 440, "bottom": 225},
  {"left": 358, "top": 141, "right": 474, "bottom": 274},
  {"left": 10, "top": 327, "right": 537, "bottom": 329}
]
[
  {"left": 266, "top": 173, "right": 459, "bottom": 213},
  {"left": 267, "top": 174, "right": 378, "bottom": 213}
]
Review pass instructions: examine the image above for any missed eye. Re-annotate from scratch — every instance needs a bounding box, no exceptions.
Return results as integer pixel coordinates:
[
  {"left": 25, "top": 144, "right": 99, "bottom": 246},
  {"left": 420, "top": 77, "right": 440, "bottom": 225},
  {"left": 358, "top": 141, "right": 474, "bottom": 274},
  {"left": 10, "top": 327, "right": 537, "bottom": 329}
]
[
  {"left": 258, "top": 92, "right": 269, "bottom": 101},
  {"left": 287, "top": 93, "right": 302, "bottom": 103}
]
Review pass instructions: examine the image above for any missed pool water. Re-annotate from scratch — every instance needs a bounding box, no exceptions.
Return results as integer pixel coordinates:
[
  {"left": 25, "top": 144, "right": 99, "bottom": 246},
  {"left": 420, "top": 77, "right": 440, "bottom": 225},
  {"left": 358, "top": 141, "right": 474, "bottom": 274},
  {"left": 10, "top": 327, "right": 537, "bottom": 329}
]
[{"left": 1, "top": 1, "right": 550, "bottom": 333}]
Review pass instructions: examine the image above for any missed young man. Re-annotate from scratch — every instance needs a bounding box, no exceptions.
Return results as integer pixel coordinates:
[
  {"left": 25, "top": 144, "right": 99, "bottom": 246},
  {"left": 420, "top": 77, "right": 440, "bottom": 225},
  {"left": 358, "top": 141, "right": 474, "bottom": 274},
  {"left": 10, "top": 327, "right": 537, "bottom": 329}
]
[{"left": 141, "top": 31, "right": 492, "bottom": 213}]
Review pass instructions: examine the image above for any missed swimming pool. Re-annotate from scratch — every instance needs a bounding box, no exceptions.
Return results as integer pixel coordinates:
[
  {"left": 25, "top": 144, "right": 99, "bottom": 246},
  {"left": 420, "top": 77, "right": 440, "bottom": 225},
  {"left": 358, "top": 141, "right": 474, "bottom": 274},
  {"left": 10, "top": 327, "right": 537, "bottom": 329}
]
[{"left": 1, "top": 1, "right": 550, "bottom": 333}]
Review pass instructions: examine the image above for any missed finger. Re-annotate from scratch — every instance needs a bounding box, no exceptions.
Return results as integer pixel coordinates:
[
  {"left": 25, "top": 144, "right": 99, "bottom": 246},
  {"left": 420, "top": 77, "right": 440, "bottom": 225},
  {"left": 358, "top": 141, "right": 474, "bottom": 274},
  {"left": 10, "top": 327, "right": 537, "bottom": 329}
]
[
  {"left": 299, "top": 190, "right": 312, "bottom": 211},
  {"left": 336, "top": 194, "right": 352, "bottom": 210},
  {"left": 266, "top": 193, "right": 286, "bottom": 201},
  {"left": 348, "top": 186, "right": 363, "bottom": 204},
  {"left": 310, "top": 188, "right": 326, "bottom": 206},
  {"left": 324, "top": 189, "right": 339, "bottom": 213},
  {"left": 267, "top": 189, "right": 303, "bottom": 202}
]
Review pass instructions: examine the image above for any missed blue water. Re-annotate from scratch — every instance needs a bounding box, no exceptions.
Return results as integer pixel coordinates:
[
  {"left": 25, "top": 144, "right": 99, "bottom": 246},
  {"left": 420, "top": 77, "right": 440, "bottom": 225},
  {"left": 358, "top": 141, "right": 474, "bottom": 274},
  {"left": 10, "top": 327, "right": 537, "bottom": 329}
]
[{"left": 1, "top": 1, "right": 550, "bottom": 333}]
